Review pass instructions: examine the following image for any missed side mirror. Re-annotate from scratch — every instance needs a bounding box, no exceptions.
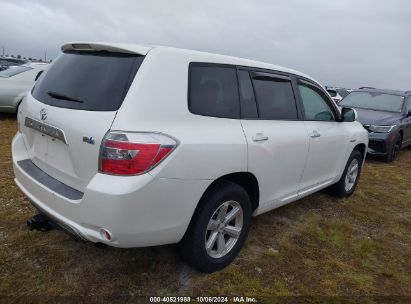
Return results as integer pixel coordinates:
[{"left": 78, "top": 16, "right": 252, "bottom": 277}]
[
  {"left": 35, "top": 71, "right": 44, "bottom": 81},
  {"left": 407, "top": 109, "right": 411, "bottom": 117},
  {"left": 340, "top": 107, "right": 357, "bottom": 122}
]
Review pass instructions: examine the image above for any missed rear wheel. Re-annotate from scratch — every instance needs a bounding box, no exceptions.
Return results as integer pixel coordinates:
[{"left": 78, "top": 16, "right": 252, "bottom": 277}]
[
  {"left": 385, "top": 133, "right": 402, "bottom": 162},
  {"left": 179, "top": 181, "right": 252, "bottom": 273},
  {"left": 329, "top": 150, "right": 362, "bottom": 198}
]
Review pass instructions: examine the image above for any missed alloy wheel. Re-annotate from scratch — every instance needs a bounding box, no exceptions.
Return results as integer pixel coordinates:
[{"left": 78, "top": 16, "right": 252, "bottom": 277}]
[
  {"left": 205, "top": 200, "right": 243, "bottom": 259},
  {"left": 344, "top": 158, "right": 359, "bottom": 192}
]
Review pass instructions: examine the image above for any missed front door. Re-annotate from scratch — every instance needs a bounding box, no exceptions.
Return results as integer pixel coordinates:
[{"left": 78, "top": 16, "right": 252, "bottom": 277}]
[{"left": 296, "top": 80, "right": 348, "bottom": 196}]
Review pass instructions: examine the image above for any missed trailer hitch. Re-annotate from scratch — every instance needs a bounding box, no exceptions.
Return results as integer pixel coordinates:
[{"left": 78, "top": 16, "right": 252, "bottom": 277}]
[{"left": 26, "top": 214, "right": 55, "bottom": 232}]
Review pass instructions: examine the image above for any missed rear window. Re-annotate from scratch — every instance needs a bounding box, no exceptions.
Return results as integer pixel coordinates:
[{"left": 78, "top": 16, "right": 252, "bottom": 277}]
[
  {"left": 32, "top": 51, "right": 144, "bottom": 111},
  {"left": 0, "top": 66, "right": 32, "bottom": 78},
  {"left": 189, "top": 64, "right": 240, "bottom": 119}
]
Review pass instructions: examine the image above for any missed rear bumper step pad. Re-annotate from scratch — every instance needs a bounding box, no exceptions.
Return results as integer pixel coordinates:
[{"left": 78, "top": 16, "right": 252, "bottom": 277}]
[{"left": 17, "top": 159, "right": 84, "bottom": 200}]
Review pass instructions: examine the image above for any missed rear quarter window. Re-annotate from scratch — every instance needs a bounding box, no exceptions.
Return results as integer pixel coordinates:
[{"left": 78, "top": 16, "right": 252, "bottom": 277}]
[
  {"left": 32, "top": 51, "right": 144, "bottom": 111},
  {"left": 189, "top": 64, "right": 240, "bottom": 119}
]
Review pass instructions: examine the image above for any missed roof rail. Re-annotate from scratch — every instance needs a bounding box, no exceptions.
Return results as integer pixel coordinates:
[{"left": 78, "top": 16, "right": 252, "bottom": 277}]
[
  {"left": 405, "top": 91, "right": 411, "bottom": 95},
  {"left": 358, "top": 87, "right": 376, "bottom": 90}
]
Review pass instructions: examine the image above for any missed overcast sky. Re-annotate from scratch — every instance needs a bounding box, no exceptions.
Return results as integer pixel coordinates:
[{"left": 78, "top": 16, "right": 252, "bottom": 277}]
[{"left": 1, "top": 0, "right": 410, "bottom": 90}]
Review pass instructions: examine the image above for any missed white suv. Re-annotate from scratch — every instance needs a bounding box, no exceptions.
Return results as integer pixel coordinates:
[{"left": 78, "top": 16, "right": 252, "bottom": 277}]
[{"left": 12, "top": 43, "right": 368, "bottom": 272}]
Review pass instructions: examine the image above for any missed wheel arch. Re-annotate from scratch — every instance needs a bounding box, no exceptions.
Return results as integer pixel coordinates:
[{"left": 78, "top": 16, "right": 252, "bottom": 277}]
[
  {"left": 180, "top": 171, "right": 259, "bottom": 243},
  {"left": 186, "top": 172, "right": 259, "bottom": 229},
  {"left": 398, "top": 129, "right": 404, "bottom": 141},
  {"left": 203, "top": 172, "right": 260, "bottom": 212},
  {"left": 354, "top": 143, "right": 366, "bottom": 161}
]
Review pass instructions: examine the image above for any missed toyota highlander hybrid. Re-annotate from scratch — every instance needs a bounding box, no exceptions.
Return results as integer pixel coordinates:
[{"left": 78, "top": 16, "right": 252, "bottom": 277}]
[{"left": 12, "top": 43, "right": 368, "bottom": 272}]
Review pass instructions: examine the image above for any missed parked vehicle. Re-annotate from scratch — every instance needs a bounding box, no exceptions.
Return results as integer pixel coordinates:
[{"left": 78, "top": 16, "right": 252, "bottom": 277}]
[
  {"left": 12, "top": 43, "right": 368, "bottom": 272},
  {"left": 0, "top": 63, "right": 49, "bottom": 113},
  {"left": 0, "top": 57, "right": 28, "bottom": 71},
  {"left": 326, "top": 87, "right": 351, "bottom": 104},
  {"left": 340, "top": 88, "right": 411, "bottom": 161}
]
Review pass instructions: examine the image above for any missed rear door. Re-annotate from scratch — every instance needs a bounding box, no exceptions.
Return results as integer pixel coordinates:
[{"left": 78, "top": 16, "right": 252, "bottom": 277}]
[
  {"left": 20, "top": 50, "right": 145, "bottom": 191},
  {"left": 296, "top": 79, "right": 348, "bottom": 195},
  {"left": 239, "top": 69, "right": 309, "bottom": 213}
]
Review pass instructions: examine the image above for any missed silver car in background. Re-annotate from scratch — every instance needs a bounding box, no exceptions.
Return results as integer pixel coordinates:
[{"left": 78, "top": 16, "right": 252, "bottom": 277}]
[{"left": 0, "top": 63, "right": 49, "bottom": 113}]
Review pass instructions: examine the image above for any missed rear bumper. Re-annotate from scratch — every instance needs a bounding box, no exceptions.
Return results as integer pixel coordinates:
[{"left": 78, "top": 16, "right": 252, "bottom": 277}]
[{"left": 12, "top": 132, "right": 211, "bottom": 248}]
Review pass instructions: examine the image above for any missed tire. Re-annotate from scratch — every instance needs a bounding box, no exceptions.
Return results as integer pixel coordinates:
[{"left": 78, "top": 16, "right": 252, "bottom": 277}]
[
  {"left": 385, "top": 133, "right": 402, "bottom": 162},
  {"left": 329, "top": 150, "right": 362, "bottom": 198},
  {"left": 178, "top": 180, "right": 252, "bottom": 273}
]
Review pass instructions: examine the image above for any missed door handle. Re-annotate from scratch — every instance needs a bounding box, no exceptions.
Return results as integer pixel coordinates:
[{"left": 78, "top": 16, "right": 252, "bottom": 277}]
[
  {"left": 310, "top": 131, "right": 321, "bottom": 138},
  {"left": 252, "top": 133, "right": 269, "bottom": 142}
]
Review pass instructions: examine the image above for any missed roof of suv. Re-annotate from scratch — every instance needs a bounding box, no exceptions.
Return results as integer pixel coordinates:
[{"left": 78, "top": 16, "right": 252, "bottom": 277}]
[
  {"left": 61, "top": 42, "right": 315, "bottom": 83},
  {"left": 354, "top": 87, "right": 411, "bottom": 97}
]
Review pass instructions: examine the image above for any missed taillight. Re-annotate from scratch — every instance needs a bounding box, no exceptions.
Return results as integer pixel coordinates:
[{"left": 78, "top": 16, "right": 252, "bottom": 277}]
[{"left": 99, "top": 131, "right": 177, "bottom": 176}]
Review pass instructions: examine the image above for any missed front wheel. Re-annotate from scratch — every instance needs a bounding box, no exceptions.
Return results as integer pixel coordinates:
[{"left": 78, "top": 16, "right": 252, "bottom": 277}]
[
  {"left": 329, "top": 150, "right": 362, "bottom": 198},
  {"left": 385, "top": 133, "right": 402, "bottom": 162},
  {"left": 178, "top": 181, "right": 252, "bottom": 273}
]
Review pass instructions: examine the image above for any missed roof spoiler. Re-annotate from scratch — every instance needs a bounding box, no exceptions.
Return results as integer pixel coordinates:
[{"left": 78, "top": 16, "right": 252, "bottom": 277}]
[{"left": 61, "top": 42, "right": 152, "bottom": 56}]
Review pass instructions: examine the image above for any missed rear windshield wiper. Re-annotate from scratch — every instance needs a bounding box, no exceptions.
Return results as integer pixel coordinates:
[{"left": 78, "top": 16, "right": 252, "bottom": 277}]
[{"left": 47, "top": 91, "right": 84, "bottom": 103}]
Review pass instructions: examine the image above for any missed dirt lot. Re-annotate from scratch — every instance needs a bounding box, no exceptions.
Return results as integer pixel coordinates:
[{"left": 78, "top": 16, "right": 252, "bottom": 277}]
[{"left": 0, "top": 113, "right": 410, "bottom": 302}]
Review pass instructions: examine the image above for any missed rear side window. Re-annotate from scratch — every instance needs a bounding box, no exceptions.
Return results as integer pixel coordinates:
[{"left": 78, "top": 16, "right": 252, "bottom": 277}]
[
  {"left": 32, "top": 52, "right": 144, "bottom": 111},
  {"left": 252, "top": 75, "right": 298, "bottom": 120},
  {"left": 189, "top": 64, "right": 240, "bottom": 119}
]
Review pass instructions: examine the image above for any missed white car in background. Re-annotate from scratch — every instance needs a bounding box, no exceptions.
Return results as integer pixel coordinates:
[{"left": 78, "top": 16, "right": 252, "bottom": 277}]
[
  {"left": 0, "top": 63, "right": 49, "bottom": 113},
  {"left": 326, "top": 87, "right": 351, "bottom": 104},
  {"left": 13, "top": 43, "right": 368, "bottom": 272}
]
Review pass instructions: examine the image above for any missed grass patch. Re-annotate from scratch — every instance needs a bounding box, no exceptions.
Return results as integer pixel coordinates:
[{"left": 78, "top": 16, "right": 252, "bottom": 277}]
[{"left": 0, "top": 113, "right": 410, "bottom": 298}]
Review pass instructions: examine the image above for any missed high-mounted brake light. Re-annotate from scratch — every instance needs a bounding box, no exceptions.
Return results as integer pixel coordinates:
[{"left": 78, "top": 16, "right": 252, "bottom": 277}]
[{"left": 99, "top": 131, "right": 177, "bottom": 176}]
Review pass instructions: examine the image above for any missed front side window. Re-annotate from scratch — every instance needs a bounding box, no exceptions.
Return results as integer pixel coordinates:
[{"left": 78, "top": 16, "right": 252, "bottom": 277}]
[
  {"left": 0, "top": 66, "right": 32, "bottom": 78},
  {"left": 252, "top": 76, "right": 298, "bottom": 120},
  {"left": 189, "top": 64, "right": 240, "bottom": 119},
  {"left": 298, "top": 83, "right": 335, "bottom": 121}
]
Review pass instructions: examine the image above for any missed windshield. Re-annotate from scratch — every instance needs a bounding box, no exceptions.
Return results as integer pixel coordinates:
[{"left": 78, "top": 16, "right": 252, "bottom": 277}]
[
  {"left": 340, "top": 91, "right": 405, "bottom": 113},
  {"left": 0, "top": 66, "right": 32, "bottom": 78},
  {"left": 32, "top": 51, "right": 144, "bottom": 111}
]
